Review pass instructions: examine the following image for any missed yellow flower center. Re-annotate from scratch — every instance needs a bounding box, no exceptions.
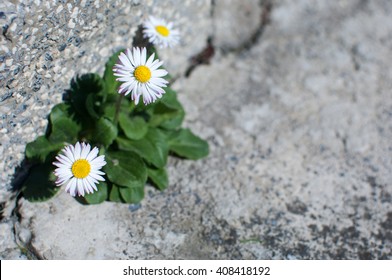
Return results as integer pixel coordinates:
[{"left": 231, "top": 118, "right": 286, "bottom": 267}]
[
  {"left": 71, "top": 159, "right": 91, "bottom": 179},
  {"left": 134, "top": 65, "right": 151, "bottom": 83},
  {"left": 155, "top": 25, "right": 170, "bottom": 37}
]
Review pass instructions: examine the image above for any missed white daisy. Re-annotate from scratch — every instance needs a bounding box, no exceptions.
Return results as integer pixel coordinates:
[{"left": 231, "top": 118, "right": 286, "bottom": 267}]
[
  {"left": 142, "top": 16, "right": 180, "bottom": 48},
  {"left": 113, "top": 47, "right": 169, "bottom": 105},
  {"left": 53, "top": 142, "right": 106, "bottom": 197}
]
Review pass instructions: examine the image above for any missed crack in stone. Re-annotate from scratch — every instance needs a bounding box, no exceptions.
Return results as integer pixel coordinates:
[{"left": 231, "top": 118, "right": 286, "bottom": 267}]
[
  {"left": 6, "top": 191, "right": 44, "bottom": 259},
  {"left": 184, "top": 37, "right": 215, "bottom": 77},
  {"left": 350, "top": 44, "right": 361, "bottom": 71},
  {"left": 183, "top": 0, "right": 273, "bottom": 78},
  {"left": 183, "top": 0, "right": 216, "bottom": 78},
  {"left": 221, "top": 0, "right": 273, "bottom": 55},
  {"left": 210, "top": 0, "right": 216, "bottom": 17}
]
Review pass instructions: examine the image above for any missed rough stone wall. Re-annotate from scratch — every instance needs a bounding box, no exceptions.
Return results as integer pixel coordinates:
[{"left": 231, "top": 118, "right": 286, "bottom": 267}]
[{"left": 0, "top": 0, "right": 211, "bottom": 190}]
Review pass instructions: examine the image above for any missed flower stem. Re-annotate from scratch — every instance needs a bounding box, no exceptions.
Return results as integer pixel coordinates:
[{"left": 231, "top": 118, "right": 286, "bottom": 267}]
[{"left": 114, "top": 93, "right": 124, "bottom": 125}]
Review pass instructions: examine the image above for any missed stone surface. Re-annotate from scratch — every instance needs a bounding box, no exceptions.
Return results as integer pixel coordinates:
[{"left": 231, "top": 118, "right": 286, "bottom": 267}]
[
  {"left": 1, "top": 0, "right": 392, "bottom": 259},
  {"left": 212, "top": 0, "right": 262, "bottom": 51}
]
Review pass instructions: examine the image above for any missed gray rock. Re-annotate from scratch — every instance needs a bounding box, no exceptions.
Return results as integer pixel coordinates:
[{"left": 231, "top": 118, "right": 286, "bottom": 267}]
[
  {"left": 1, "top": 0, "right": 392, "bottom": 259},
  {"left": 212, "top": 0, "right": 263, "bottom": 52}
]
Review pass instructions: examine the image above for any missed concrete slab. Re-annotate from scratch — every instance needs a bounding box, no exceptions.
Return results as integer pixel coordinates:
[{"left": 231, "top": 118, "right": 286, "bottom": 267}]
[{"left": 1, "top": 0, "right": 392, "bottom": 259}]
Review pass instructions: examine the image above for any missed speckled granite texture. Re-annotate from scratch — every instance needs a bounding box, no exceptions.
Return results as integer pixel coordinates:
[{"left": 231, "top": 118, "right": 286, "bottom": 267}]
[{"left": 1, "top": 0, "right": 392, "bottom": 259}]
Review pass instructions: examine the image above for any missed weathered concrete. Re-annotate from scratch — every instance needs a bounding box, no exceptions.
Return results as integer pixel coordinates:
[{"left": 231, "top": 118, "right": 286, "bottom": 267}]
[{"left": 1, "top": 0, "right": 392, "bottom": 259}]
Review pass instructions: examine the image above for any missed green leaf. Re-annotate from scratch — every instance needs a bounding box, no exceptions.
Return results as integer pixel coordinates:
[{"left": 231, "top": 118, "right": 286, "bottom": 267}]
[
  {"left": 103, "top": 104, "right": 116, "bottom": 121},
  {"left": 85, "top": 93, "right": 100, "bottom": 119},
  {"left": 103, "top": 50, "right": 124, "bottom": 95},
  {"left": 22, "top": 163, "right": 59, "bottom": 202},
  {"left": 69, "top": 74, "right": 104, "bottom": 116},
  {"left": 49, "top": 117, "right": 81, "bottom": 144},
  {"left": 109, "top": 184, "right": 124, "bottom": 203},
  {"left": 118, "top": 113, "right": 148, "bottom": 140},
  {"left": 161, "top": 87, "right": 183, "bottom": 109},
  {"left": 168, "top": 128, "right": 209, "bottom": 160},
  {"left": 147, "top": 45, "right": 158, "bottom": 59},
  {"left": 119, "top": 183, "right": 144, "bottom": 204},
  {"left": 102, "top": 94, "right": 132, "bottom": 122},
  {"left": 102, "top": 94, "right": 118, "bottom": 121},
  {"left": 147, "top": 167, "right": 168, "bottom": 191},
  {"left": 149, "top": 87, "right": 184, "bottom": 129},
  {"left": 83, "top": 181, "right": 108, "bottom": 204},
  {"left": 48, "top": 103, "right": 80, "bottom": 143},
  {"left": 117, "top": 128, "right": 169, "bottom": 168},
  {"left": 93, "top": 117, "right": 118, "bottom": 147},
  {"left": 25, "top": 136, "right": 64, "bottom": 162},
  {"left": 104, "top": 150, "right": 147, "bottom": 188},
  {"left": 49, "top": 103, "right": 71, "bottom": 124}
]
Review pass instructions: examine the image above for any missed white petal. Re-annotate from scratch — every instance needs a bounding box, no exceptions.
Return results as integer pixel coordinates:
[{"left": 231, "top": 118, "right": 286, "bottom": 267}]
[
  {"left": 56, "top": 169, "right": 73, "bottom": 180},
  {"left": 86, "top": 177, "right": 97, "bottom": 192},
  {"left": 150, "top": 77, "right": 168, "bottom": 87},
  {"left": 93, "top": 170, "right": 105, "bottom": 176},
  {"left": 80, "top": 143, "right": 91, "bottom": 159},
  {"left": 90, "top": 155, "right": 106, "bottom": 166},
  {"left": 145, "top": 52, "right": 155, "bottom": 66},
  {"left": 134, "top": 47, "right": 141, "bottom": 66},
  {"left": 149, "top": 60, "right": 163, "bottom": 71},
  {"left": 53, "top": 162, "right": 69, "bottom": 169},
  {"left": 119, "top": 80, "right": 137, "bottom": 94},
  {"left": 86, "top": 147, "right": 99, "bottom": 161},
  {"left": 64, "top": 146, "right": 75, "bottom": 162},
  {"left": 125, "top": 48, "right": 135, "bottom": 66},
  {"left": 132, "top": 91, "right": 141, "bottom": 105},
  {"left": 74, "top": 142, "right": 82, "bottom": 159},
  {"left": 152, "top": 69, "right": 168, "bottom": 78},
  {"left": 140, "top": 47, "right": 147, "bottom": 64},
  {"left": 142, "top": 86, "right": 154, "bottom": 104},
  {"left": 89, "top": 172, "right": 105, "bottom": 182},
  {"left": 77, "top": 179, "right": 85, "bottom": 196},
  {"left": 81, "top": 179, "right": 91, "bottom": 194},
  {"left": 119, "top": 52, "right": 133, "bottom": 69},
  {"left": 65, "top": 178, "right": 77, "bottom": 197},
  {"left": 113, "top": 66, "right": 133, "bottom": 74},
  {"left": 56, "top": 154, "right": 73, "bottom": 165},
  {"left": 148, "top": 81, "right": 166, "bottom": 95},
  {"left": 117, "top": 76, "right": 133, "bottom": 82}
]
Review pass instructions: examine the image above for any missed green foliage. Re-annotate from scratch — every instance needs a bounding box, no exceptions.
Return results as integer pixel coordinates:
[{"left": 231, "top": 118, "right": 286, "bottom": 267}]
[
  {"left": 148, "top": 87, "right": 185, "bottom": 129},
  {"left": 103, "top": 49, "right": 124, "bottom": 95},
  {"left": 168, "top": 128, "right": 209, "bottom": 160},
  {"left": 116, "top": 128, "right": 169, "bottom": 169},
  {"left": 118, "top": 113, "right": 148, "bottom": 140},
  {"left": 22, "top": 162, "right": 59, "bottom": 202},
  {"left": 22, "top": 46, "right": 209, "bottom": 205},
  {"left": 147, "top": 167, "right": 168, "bottom": 191},
  {"left": 82, "top": 182, "right": 109, "bottom": 205},
  {"left": 105, "top": 150, "right": 147, "bottom": 188},
  {"left": 49, "top": 104, "right": 81, "bottom": 143},
  {"left": 93, "top": 117, "right": 118, "bottom": 147},
  {"left": 25, "top": 136, "right": 64, "bottom": 163},
  {"left": 69, "top": 73, "right": 104, "bottom": 117}
]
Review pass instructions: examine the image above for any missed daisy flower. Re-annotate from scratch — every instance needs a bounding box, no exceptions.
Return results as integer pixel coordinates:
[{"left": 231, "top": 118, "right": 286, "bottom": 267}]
[
  {"left": 113, "top": 47, "right": 168, "bottom": 105},
  {"left": 53, "top": 142, "right": 106, "bottom": 197},
  {"left": 142, "top": 16, "right": 180, "bottom": 48}
]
